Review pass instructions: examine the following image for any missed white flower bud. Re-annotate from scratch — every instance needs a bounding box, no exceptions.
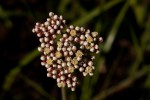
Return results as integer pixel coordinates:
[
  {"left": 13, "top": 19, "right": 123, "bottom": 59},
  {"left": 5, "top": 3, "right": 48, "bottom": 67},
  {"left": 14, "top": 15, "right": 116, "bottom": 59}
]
[
  {"left": 57, "top": 47, "right": 61, "bottom": 51},
  {"left": 85, "top": 33, "right": 90, "bottom": 38},
  {"left": 60, "top": 71, "right": 64, "bottom": 75},
  {"left": 74, "top": 65, "right": 79, "bottom": 69},
  {"left": 49, "top": 12, "right": 54, "bottom": 17},
  {"left": 54, "top": 25, "right": 58, "bottom": 29},
  {"left": 88, "top": 61, "right": 93, "bottom": 66},
  {"left": 45, "top": 64, "right": 50, "bottom": 68},
  {"left": 44, "top": 37, "right": 49, "bottom": 42},
  {"left": 62, "top": 20, "right": 66, "bottom": 24},
  {"left": 96, "top": 50, "right": 100, "bottom": 54},
  {"left": 67, "top": 62, "right": 71, "bottom": 66},
  {"left": 64, "top": 42, "right": 68, "bottom": 46},
  {"left": 44, "top": 22, "right": 49, "bottom": 26},
  {"left": 41, "top": 62, "right": 45, "bottom": 66},
  {"left": 72, "top": 46, "right": 77, "bottom": 51},
  {"left": 66, "top": 80, "right": 70, "bottom": 84},
  {"left": 39, "top": 38, "right": 43, "bottom": 42},
  {"left": 52, "top": 70, "right": 57, "bottom": 74},
  {"left": 47, "top": 18, "right": 50, "bottom": 21},
  {"left": 41, "top": 43, "right": 45, "bottom": 48},
  {"left": 79, "top": 67, "right": 84, "bottom": 72},
  {"left": 80, "top": 35, "right": 85, "bottom": 40},
  {"left": 47, "top": 73, "right": 51, "bottom": 77},
  {"left": 38, "top": 47, "right": 42, "bottom": 52},
  {"left": 59, "top": 15, "right": 63, "bottom": 20},
  {"left": 71, "top": 87, "right": 75, "bottom": 91},
  {"left": 64, "top": 51, "right": 68, "bottom": 56},
  {"left": 67, "top": 84, "right": 71, "bottom": 88},
  {"left": 67, "top": 47, "right": 71, "bottom": 51},
  {"left": 83, "top": 41, "right": 88, "bottom": 46},
  {"left": 47, "top": 67, "right": 52, "bottom": 71},
  {"left": 77, "top": 57, "right": 81, "bottom": 61},
  {"left": 50, "top": 29, "right": 54, "bottom": 33},
  {"left": 58, "top": 65, "right": 61, "bottom": 68},
  {"left": 46, "top": 56, "right": 50, "bottom": 59},
  {"left": 40, "top": 56, "right": 45, "bottom": 61},
  {"left": 64, "top": 70, "right": 68, "bottom": 74},
  {"left": 51, "top": 20, "right": 55, "bottom": 25},
  {"left": 60, "top": 25, "right": 64, "bottom": 29},
  {"left": 50, "top": 40, "right": 54, "bottom": 44},
  {"left": 53, "top": 15, "right": 58, "bottom": 20},
  {"left": 62, "top": 47, "right": 66, "bottom": 51},
  {"left": 68, "top": 36, "right": 73, "bottom": 41},
  {"left": 57, "top": 30, "right": 61, "bottom": 34},
  {"left": 36, "top": 22, "right": 40, "bottom": 26},
  {"left": 57, "top": 60, "right": 61, "bottom": 64},
  {"left": 83, "top": 72, "right": 87, "bottom": 76},
  {"left": 53, "top": 57, "right": 57, "bottom": 61},
  {"left": 99, "top": 37, "right": 103, "bottom": 42},
  {"left": 90, "top": 48, "right": 94, "bottom": 52},
  {"left": 45, "top": 44, "right": 50, "bottom": 48},
  {"left": 53, "top": 64, "right": 56, "bottom": 67},
  {"left": 50, "top": 46, "right": 54, "bottom": 51},
  {"left": 95, "top": 44, "right": 99, "bottom": 49},
  {"left": 75, "top": 26, "right": 80, "bottom": 31},
  {"left": 56, "top": 20, "right": 61, "bottom": 26},
  {"left": 66, "top": 29, "right": 70, "bottom": 33},
  {"left": 69, "top": 51, "right": 73, "bottom": 56},
  {"left": 52, "top": 75, "right": 56, "bottom": 79},
  {"left": 57, "top": 78, "right": 60, "bottom": 83},
  {"left": 63, "top": 34, "right": 67, "bottom": 38},
  {"left": 70, "top": 25, "right": 74, "bottom": 29},
  {"left": 72, "top": 77, "right": 77, "bottom": 81},
  {"left": 62, "top": 62, "right": 66, "bottom": 67},
  {"left": 48, "top": 26, "right": 52, "bottom": 30},
  {"left": 66, "top": 57, "right": 71, "bottom": 61},
  {"left": 68, "top": 74, "right": 72, "bottom": 77},
  {"left": 72, "top": 82, "right": 76, "bottom": 86},
  {"left": 74, "top": 37, "right": 78, "bottom": 42},
  {"left": 89, "top": 73, "right": 93, "bottom": 76},
  {"left": 52, "top": 34, "right": 56, "bottom": 38},
  {"left": 80, "top": 46, "right": 84, "bottom": 49},
  {"left": 91, "top": 56, "right": 95, "bottom": 60},
  {"left": 80, "top": 27, "right": 85, "bottom": 32},
  {"left": 83, "top": 63, "right": 86, "bottom": 67},
  {"left": 86, "top": 29, "right": 90, "bottom": 34}
]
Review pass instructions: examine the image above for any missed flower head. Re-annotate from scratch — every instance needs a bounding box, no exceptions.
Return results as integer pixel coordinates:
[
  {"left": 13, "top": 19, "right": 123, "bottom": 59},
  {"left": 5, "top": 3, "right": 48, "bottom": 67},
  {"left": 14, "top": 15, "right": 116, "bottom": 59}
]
[{"left": 32, "top": 12, "right": 103, "bottom": 91}]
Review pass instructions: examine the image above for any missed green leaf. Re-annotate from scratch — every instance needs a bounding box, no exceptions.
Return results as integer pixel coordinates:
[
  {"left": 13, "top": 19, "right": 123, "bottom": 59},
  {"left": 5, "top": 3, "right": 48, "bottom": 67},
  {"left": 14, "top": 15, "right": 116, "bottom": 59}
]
[
  {"left": 72, "top": 0, "right": 124, "bottom": 26},
  {"left": 21, "top": 75, "right": 55, "bottom": 100},
  {"left": 2, "top": 49, "right": 39, "bottom": 91},
  {"left": 103, "top": 1, "right": 129, "bottom": 53}
]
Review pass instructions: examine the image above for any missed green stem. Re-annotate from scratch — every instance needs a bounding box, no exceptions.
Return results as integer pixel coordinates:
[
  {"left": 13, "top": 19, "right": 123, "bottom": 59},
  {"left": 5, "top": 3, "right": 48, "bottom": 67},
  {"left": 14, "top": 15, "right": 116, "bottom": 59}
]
[{"left": 61, "top": 87, "right": 66, "bottom": 100}]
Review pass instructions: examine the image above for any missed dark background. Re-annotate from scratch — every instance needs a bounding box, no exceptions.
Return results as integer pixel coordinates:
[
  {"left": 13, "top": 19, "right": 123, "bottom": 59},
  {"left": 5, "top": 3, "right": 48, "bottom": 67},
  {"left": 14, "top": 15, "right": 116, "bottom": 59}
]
[{"left": 0, "top": 0, "right": 150, "bottom": 100}]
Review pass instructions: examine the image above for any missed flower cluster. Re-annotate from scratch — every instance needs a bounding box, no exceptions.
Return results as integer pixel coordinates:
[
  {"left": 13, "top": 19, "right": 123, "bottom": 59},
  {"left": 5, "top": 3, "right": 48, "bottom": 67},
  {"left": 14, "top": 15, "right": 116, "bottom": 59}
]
[{"left": 32, "top": 12, "right": 103, "bottom": 91}]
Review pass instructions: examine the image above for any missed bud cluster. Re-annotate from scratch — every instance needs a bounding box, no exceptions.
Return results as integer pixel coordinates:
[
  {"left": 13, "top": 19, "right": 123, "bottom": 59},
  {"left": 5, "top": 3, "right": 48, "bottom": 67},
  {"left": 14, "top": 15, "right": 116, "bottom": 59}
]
[{"left": 32, "top": 12, "right": 103, "bottom": 91}]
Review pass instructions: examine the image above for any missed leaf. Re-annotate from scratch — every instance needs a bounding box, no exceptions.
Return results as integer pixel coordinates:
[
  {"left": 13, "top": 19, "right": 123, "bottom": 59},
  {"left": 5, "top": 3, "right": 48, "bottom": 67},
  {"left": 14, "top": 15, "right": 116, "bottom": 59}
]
[
  {"left": 72, "top": 0, "right": 124, "bottom": 26},
  {"left": 21, "top": 75, "right": 55, "bottom": 100},
  {"left": 103, "top": 1, "right": 129, "bottom": 53},
  {"left": 2, "top": 49, "right": 39, "bottom": 91}
]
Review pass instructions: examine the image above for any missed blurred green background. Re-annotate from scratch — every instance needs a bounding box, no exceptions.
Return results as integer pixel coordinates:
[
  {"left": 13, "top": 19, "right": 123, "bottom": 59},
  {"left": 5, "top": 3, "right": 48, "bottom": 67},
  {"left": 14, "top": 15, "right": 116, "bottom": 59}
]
[{"left": 0, "top": 0, "right": 150, "bottom": 100}]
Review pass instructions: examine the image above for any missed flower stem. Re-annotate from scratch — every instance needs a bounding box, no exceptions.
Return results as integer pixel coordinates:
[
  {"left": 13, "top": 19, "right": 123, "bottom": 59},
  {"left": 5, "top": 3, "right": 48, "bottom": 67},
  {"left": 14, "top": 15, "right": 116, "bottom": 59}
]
[{"left": 61, "top": 87, "right": 66, "bottom": 100}]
